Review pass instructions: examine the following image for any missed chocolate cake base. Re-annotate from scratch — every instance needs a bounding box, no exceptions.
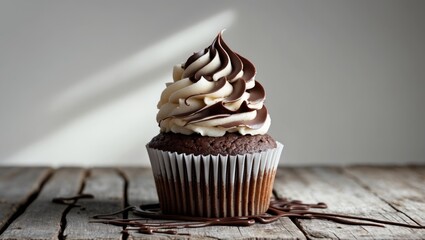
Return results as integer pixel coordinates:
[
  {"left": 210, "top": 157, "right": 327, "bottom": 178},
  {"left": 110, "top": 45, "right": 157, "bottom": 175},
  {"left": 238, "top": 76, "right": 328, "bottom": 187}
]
[{"left": 148, "top": 132, "right": 277, "bottom": 156}]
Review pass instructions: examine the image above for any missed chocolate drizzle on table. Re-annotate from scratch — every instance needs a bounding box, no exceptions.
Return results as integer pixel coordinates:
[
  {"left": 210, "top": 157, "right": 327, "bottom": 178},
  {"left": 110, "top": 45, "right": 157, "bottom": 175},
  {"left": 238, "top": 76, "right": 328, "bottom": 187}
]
[{"left": 81, "top": 197, "right": 424, "bottom": 236}]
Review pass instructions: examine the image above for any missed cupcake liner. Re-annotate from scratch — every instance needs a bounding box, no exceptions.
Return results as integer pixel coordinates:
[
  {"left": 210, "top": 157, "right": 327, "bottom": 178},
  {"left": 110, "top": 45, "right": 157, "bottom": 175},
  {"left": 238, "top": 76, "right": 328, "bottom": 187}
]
[{"left": 146, "top": 142, "right": 283, "bottom": 218}]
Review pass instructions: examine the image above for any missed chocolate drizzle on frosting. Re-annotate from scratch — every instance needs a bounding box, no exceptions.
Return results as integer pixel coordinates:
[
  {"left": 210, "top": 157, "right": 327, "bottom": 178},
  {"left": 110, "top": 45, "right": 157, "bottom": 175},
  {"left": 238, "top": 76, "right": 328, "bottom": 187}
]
[
  {"left": 247, "top": 81, "right": 265, "bottom": 103},
  {"left": 238, "top": 54, "right": 256, "bottom": 83},
  {"left": 184, "top": 77, "right": 227, "bottom": 105},
  {"left": 182, "top": 101, "right": 253, "bottom": 123},
  {"left": 89, "top": 197, "right": 425, "bottom": 236},
  {"left": 225, "top": 79, "right": 246, "bottom": 102},
  {"left": 157, "top": 31, "right": 270, "bottom": 136}
]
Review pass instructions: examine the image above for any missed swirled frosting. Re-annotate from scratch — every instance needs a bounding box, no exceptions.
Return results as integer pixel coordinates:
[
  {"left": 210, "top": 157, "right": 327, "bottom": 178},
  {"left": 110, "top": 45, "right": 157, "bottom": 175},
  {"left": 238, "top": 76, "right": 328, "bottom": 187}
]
[{"left": 157, "top": 31, "right": 271, "bottom": 137}]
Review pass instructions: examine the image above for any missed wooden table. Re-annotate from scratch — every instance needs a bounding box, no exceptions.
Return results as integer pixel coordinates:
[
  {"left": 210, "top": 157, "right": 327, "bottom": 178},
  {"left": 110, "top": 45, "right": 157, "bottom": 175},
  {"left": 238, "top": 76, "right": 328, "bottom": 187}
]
[{"left": 0, "top": 166, "right": 424, "bottom": 240}]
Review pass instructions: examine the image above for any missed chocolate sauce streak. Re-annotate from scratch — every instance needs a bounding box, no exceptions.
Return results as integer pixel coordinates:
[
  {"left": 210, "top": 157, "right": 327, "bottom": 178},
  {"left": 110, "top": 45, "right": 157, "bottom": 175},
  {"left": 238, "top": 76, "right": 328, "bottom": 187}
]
[{"left": 89, "top": 197, "right": 425, "bottom": 236}]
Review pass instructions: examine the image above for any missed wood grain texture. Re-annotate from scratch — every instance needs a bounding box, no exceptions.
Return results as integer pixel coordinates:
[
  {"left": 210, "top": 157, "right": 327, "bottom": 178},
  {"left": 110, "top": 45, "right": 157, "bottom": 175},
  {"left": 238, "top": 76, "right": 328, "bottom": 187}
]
[
  {"left": 0, "top": 168, "right": 86, "bottom": 240},
  {"left": 121, "top": 167, "right": 306, "bottom": 240},
  {"left": 0, "top": 167, "right": 52, "bottom": 234},
  {"left": 344, "top": 166, "right": 425, "bottom": 226},
  {"left": 64, "top": 169, "right": 125, "bottom": 240},
  {"left": 412, "top": 165, "right": 425, "bottom": 177},
  {"left": 119, "top": 168, "right": 158, "bottom": 206},
  {"left": 273, "top": 167, "right": 425, "bottom": 240},
  {"left": 1, "top": 166, "right": 424, "bottom": 240},
  {"left": 120, "top": 168, "right": 165, "bottom": 240}
]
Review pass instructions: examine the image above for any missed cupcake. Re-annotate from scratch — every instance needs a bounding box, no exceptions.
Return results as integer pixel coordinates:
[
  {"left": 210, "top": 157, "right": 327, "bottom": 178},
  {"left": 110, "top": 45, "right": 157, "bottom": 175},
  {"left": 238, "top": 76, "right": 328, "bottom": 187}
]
[{"left": 147, "top": 31, "right": 283, "bottom": 218}]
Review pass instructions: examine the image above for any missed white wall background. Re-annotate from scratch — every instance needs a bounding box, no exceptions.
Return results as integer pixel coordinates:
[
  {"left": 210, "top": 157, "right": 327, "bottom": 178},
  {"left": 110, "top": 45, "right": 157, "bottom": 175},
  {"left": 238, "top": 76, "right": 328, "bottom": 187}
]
[{"left": 0, "top": 0, "right": 424, "bottom": 166}]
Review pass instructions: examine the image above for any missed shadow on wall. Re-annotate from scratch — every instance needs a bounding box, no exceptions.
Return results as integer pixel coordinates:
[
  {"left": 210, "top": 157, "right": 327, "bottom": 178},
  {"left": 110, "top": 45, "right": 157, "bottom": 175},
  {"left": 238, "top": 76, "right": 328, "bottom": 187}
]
[{"left": 1, "top": 10, "right": 236, "bottom": 167}]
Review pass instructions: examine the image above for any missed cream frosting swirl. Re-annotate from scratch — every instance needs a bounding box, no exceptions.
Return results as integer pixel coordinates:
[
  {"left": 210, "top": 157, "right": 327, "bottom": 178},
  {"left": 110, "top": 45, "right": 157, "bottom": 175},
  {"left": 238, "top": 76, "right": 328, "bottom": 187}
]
[{"left": 156, "top": 31, "right": 271, "bottom": 137}]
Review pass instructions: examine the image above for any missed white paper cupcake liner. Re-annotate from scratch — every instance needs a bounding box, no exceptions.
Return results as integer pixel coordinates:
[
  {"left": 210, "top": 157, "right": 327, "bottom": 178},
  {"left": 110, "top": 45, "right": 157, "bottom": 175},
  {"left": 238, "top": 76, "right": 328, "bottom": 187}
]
[{"left": 146, "top": 142, "right": 283, "bottom": 218}]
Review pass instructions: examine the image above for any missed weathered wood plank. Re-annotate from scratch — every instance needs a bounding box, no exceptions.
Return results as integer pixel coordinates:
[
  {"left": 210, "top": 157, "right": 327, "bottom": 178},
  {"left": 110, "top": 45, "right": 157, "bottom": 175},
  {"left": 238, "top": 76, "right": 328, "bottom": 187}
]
[
  {"left": 120, "top": 168, "right": 158, "bottom": 206},
  {"left": 273, "top": 167, "right": 425, "bottom": 240},
  {"left": 119, "top": 168, "right": 164, "bottom": 240},
  {"left": 0, "top": 168, "right": 86, "bottom": 240},
  {"left": 64, "top": 169, "right": 124, "bottom": 240},
  {"left": 411, "top": 165, "right": 425, "bottom": 177},
  {"left": 2, "top": 166, "right": 422, "bottom": 240},
  {"left": 121, "top": 167, "right": 306, "bottom": 240},
  {"left": 345, "top": 166, "right": 425, "bottom": 226},
  {"left": 0, "top": 167, "right": 52, "bottom": 235}
]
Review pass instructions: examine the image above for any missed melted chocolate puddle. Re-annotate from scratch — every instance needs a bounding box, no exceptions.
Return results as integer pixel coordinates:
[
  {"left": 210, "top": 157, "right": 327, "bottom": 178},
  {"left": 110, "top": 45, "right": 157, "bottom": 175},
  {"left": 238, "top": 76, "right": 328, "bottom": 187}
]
[{"left": 84, "top": 197, "right": 424, "bottom": 235}]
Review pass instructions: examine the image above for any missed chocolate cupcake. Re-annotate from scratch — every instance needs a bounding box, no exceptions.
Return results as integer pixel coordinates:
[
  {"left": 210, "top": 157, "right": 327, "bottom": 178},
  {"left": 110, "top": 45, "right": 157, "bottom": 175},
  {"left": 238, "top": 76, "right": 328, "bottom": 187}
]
[{"left": 147, "top": 31, "right": 283, "bottom": 218}]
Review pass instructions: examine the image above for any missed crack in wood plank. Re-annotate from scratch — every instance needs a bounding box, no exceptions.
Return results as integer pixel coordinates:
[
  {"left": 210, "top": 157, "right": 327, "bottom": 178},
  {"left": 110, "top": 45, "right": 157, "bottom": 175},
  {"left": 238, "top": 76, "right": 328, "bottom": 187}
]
[
  {"left": 343, "top": 168, "right": 423, "bottom": 227},
  {"left": 291, "top": 217, "right": 312, "bottom": 240},
  {"left": 273, "top": 167, "right": 425, "bottom": 240},
  {"left": 64, "top": 168, "right": 125, "bottom": 240},
  {"left": 116, "top": 169, "right": 129, "bottom": 240},
  {"left": 0, "top": 167, "right": 53, "bottom": 237},
  {"left": 343, "top": 166, "right": 425, "bottom": 228},
  {"left": 57, "top": 169, "right": 89, "bottom": 240},
  {"left": 1, "top": 166, "right": 424, "bottom": 240},
  {"left": 0, "top": 168, "right": 86, "bottom": 240}
]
